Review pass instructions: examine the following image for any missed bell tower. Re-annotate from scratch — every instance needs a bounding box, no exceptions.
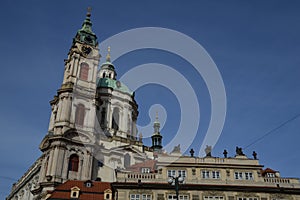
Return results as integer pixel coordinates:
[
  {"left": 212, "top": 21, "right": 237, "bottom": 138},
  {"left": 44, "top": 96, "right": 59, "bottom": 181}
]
[
  {"left": 38, "top": 8, "right": 100, "bottom": 192},
  {"left": 48, "top": 7, "right": 100, "bottom": 135},
  {"left": 151, "top": 112, "right": 163, "bottom": 152}
]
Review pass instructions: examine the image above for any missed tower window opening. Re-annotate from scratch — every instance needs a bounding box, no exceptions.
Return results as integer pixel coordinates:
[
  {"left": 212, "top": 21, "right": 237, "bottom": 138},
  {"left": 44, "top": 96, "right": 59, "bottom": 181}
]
[
  {"left": 75, "top": 104, "right": 85, "bottom": 126},
  {"left": 100, "top": 108, "right": 106, "bottom": 128},
  {"left": 44, "top": 156, "right": 49, "bottom": 177},
  {"left": 124, "top": 153, "right": 131, "bottom": 168},
  {"left": 112, "top": 107, "right": 120, "bottom": 130},
  {"left": 68, "top": 154, "right": 79, "bottom": 172},
  {"left": 79, "top": 62, "right": 89, "bottom": 81}
]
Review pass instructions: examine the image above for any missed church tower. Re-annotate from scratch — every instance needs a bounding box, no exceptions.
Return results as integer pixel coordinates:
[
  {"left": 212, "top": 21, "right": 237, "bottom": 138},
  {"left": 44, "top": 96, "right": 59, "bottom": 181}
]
[
  {"left": 96, "top": 48, "right": 139, "bottom": 142},
  {"left": 38, "top": 7, "right": 146, "bottom": 190},
  {"left": 38, "top": 8, "right": 100, "bottom": 191},
  {"left": 151, "top": 113, "right": 163, "bottom": 152},
  {"left": 7, "top": 9, "right": 160, "bottom": 200}
]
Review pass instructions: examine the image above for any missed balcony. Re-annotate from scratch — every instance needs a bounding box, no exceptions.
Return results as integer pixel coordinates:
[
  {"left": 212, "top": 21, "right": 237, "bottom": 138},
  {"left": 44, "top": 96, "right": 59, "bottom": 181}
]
[
  {"left": 264, "top": 177, "right": 295, "bottom": 184},
  {"left": 117, "top": 172, "right": 159, "bottom": 183}
]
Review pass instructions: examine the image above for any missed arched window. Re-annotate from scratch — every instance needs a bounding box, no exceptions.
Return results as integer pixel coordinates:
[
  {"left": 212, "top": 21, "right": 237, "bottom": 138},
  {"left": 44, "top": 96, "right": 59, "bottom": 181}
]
[
  {"left": 103, "top": 72, "right": 106, "bottom": 78},
  {"left": 127, "top": 114, "right": 131, "bottom": 133},
  {"left": 68, "top": 154, "right": 79, "bottom": 172},
  {"left": 124, "top": 153, "right": 131, "bottom": 168},
  {"left": 79, "top": 62, "right": 89, "bottom": 81},
  {"left": 75, "top": 104, "right": 85, "bottom": 126},
  {"left": 100, "top": 107, "right": 106, "bottom": 128},
  {"left": 44, "top": 156, "right": 49, "bottom": 177},
  {"left": 112, "top": 107, "right": 119, "bottom": 130}
]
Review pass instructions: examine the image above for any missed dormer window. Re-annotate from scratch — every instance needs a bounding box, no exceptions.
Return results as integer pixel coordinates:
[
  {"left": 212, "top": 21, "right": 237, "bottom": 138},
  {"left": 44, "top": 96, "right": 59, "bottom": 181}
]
[
  {"left": 70, "top": 186, "right": 80, "bottom": 198},
  {"left": 266, "top": 173, "right": 275, "bottom": 178},
  {"left": 104, "top": 189, "right": 112, "bottom": 200},
  {"left": 85, "top": 181, "right": 93, "bottom": 187},
  {"left": 141, "top": 168, "right": 151, "bottom": 173},
  {"left": 262, "top": 168, "right": 278, "bottom": 178}
]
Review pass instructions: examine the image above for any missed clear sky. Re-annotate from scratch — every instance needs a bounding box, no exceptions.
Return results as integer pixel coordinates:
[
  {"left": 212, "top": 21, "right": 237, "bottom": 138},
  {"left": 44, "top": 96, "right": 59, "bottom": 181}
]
[{"left": 1, "top": 0, "right": 300, "bottom": 199}]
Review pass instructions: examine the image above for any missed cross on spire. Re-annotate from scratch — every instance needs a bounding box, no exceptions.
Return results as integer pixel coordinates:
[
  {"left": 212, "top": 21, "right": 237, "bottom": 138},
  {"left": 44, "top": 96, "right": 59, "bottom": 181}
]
[{"left": 87, "top": 7, "right": 92, "bottom": 17}]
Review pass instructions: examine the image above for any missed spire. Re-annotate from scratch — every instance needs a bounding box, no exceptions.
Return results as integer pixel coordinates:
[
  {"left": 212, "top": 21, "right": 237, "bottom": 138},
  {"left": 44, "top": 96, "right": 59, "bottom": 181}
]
[
  {"left": 99, "top": 46, "right": 117, "bottom": 80},
  {"left": 106, "top": 46, "right": 111, "bottom": 62},
  {"left": 153, "top": 111, "right": 160, "bottom": 134},
  {"left": 151, "top": 112, "right": 163, "bottom": 152},
  {"left": 81, "top": 7, "right": 93, "bottom": 34},
  {"left": 74, "top": 7, "right": 98, "bottom": 46}
]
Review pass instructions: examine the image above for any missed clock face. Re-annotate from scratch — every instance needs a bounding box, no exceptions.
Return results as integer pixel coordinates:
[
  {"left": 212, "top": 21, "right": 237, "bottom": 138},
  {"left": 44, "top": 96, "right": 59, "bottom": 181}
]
[
  {"left": 84, "top": 36, "right": 93, "bottom": 43},
  {"left": 81, "top": 46, "right": 92, "bottom": 55}
]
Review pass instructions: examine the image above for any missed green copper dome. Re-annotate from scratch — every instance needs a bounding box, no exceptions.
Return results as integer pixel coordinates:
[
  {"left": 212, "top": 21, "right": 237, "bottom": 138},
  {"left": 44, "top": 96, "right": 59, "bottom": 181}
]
[
  {"left": 101, "top": 61, "right": 115, "bottom": 70},
  {"left": 97, "top": 78, "right": 133, "bottom": 95}
]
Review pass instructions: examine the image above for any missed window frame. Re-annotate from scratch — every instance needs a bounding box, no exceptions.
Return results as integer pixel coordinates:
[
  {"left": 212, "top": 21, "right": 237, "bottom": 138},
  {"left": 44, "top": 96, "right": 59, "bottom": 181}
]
[
  {"left": 178, "top": 170, "right": 186, "bottom": 178},
  {"left": 238, "top": 197, "right": 258, "bottom": 200},
  {"left": 204, "top": 196, "right": 224, "bottom": 200},
  {"left": 68, "top": 154, "right": 79, "bottom": 172},
  {"left": 201, "top": 170, "right": 221, "bottom": 179},
  {"left": 141, "top": 168, "right": 151, "bottom": 173},
  {"left": 168, "top": 194, "right": 189, "bottom": 200},
  {"left": 79, "top": 62, "right": 89, "bottom": 81},
  {"left": 168, "top": 170, "right": 176, "bottom": 177},
  {"left": 75, "top": 104, "right": 85, "bottom": 126},
  {"left": 130, "top": 194, "right": 152, "bottom": 200},
  {"left": 234, "top": 171, "right": 254, "bottom": 180}
]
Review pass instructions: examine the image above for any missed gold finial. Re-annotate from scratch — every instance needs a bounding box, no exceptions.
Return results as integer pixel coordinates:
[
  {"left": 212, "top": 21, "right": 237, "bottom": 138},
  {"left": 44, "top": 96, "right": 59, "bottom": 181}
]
[
  {"left": 106, "top": 46, "right": 111, "bottom": 62},
  {"left": 87, "top": 7, "right": 92, "bottom": 17}
]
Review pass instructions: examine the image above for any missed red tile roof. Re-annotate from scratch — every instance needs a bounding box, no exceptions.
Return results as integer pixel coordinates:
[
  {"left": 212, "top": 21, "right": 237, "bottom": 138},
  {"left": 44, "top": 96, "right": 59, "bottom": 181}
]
[
  {"left": 126, "top": 160, "right": 157, "bottom": 173},
  {"left": 47, "top": 180, "right": 111, "bottom": 200},
  {"left": 261, "top": 168, "right": 278, "bottom": 176}
]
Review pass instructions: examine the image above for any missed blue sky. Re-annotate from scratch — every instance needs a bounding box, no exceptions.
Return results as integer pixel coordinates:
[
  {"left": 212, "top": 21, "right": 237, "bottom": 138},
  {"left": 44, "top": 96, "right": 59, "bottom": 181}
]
[{"left": 1, "top": 0, "right": 300, "bottom": 198}]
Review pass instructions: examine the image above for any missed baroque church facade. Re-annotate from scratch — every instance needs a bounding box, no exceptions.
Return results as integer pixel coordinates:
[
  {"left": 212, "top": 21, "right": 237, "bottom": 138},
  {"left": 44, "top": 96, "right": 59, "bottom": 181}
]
[
  {"left": 7, "top": 10, "right": 300, "bottom": 200},
  {"left": 7, "top": 10, "right": 161, "bottom": 200}
]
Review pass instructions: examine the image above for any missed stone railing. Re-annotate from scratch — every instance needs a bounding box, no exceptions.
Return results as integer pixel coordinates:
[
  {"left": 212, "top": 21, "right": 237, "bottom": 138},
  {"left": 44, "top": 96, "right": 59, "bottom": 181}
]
[
  {"left": 263, "top": 177, "right": 298, "bottom": 184},
  {"left": 117, "top": 172, "right": 160, "bottom": 182}
]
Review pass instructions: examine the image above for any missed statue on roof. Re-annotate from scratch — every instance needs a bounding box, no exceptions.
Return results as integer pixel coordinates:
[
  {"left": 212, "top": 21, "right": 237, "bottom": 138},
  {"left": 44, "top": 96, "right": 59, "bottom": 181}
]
[
  {"left": 205, "top": 145, "right": 212, "bottom": 157},
  {"left": 223, "top": 149, "right": 228, "bottom": 158},
  {"left": 236, "top": 146, "right": 245, "bottom": 156},
  {"left": 171, "top": 144, "right": 181, "bottom": 154},
  {"left": 138, "top": 133, "right": 143, "bottom": 142}
]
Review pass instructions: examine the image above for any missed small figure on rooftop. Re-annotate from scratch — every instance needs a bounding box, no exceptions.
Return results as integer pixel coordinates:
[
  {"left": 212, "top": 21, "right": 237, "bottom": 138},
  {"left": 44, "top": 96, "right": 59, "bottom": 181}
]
[
  {"left": 205, "top": 145, "right": 212, "bottom": 157},
  {"left": 236, "top": 146, "right": 245, "bottom": 156},
  {"left": 223, "top": 149, "right": 228, "bottom": 158},
  {"left": 190, "top": 148, "right": 195, "bottom": 157}
]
